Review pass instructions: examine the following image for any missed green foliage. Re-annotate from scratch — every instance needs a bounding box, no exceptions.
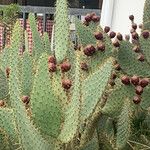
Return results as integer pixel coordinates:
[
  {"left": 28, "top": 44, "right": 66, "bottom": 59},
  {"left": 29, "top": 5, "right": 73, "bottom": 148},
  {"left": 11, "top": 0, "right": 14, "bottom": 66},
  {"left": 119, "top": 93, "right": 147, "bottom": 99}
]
[
  {"left": 0, "top": 69, "right": 9, "bottom": 100},
  {"left": 29, "top": 14, "right": 44, "bottom": 60},
  {"left": 75, "top": 18, "right": 96, "bottom": 46},
  {"left": 143, "top": 0, "right": 150, "bottom": 30},
  {"left": 21, "top": 51, "right": 33, "bottom": 96},
  {"left": 102, "top": 82, "right": 134, "bottom": 117},
  {"left": 58, "top": 54, "right": 80, "bottom": 143},
  {"left": 118, "top": 41, "right": 150, "bottom": 76},
  {"left": 140, "top": 37, "right": 150, "bottom": 64},
  {"left": 81, "top": 58, "right": 113, "bottom": 121},
  {"left": 141, "top": 86, "right": 150, "bottom": 109},
  {"left": 0, "top": 4, "right": 20, "bottom": 26},
  {"left": 116, "top": 98, "right": 132, "bottom": 149},
  {"left": 54, "top": 0, "right": 69, "bottom": 62},
  {"left": 43, "top": 32, "right": 51, "bottom": 55},
  {"left": 31, "top": 53, "right": 62, "bottom": 138}
]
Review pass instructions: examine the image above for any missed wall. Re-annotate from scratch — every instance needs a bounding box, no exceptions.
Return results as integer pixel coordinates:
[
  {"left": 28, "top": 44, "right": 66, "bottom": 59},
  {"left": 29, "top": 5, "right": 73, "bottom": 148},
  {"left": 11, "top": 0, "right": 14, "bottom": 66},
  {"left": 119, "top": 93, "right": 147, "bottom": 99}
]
[{"left": 101, "top": 0, "right": 146, "bottom": 35}]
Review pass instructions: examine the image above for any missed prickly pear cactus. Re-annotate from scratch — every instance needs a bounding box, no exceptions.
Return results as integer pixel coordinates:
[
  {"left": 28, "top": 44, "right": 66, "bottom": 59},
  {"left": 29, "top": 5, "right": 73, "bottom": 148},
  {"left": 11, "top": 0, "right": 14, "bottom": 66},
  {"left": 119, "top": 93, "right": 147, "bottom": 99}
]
[{"left": 0, "top": 0, "right": 150, "bottom": 150}]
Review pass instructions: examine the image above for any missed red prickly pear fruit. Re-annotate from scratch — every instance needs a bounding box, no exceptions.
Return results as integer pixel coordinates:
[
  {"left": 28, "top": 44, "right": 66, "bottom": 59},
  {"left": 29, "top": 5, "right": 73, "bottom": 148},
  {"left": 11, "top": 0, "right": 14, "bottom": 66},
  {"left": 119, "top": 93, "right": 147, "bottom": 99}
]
[
  {"left": 131, "top": 75, "right": 140, "bottom": 86},
  {"left": 83, "top": 45, "right": 96, "bottom": 56},
  {"left": 132, "top": 46, "right": 140, "bottom": 53},
  {"left": 117, "top": 33, "right": 123, "bottom": 41},
  {"left": 130, "top": 28, "right": 135, "bottom": 34},
  {"left": 80, "top": 62, "right": 88, "bottom": 71},
  {"left": 139, "top": 78, "right": 149, "bottom": 88},
  {"left": 121, "top": 76, "right": 130, "bottom": 85},
  {"left": 62, "top": 79, "right": 72, "bottom": 90},
  {"left": 132, "top": 23, "right": 137, "bottom": 30},
  {"left": 60, "top": 62, "right": 71, "bottom": 73},
  {"left": 97, "top": 43, "right": 105, "bottom": 52},
  {"left": 132, "top": 32, "right": 139, "bottom": 40},
  {"left": 142, "top": 30, "right": 150, "bottom": 39},
  {"left": 137, "top": 54, "right": 144, "bottom": 62},
  {"left": 0, "top": 100, "right": 5, "bottom": 107},
  {"left": 129, "top": 15, "right": 134, "bottom": 21},
  {"left": 104, "top": 26, "right": 110, "bottom": 33},
  {"left": 139, "top": 23, "right": 143, "bottom": 29},
  {"left": 113, "top": 40, "right": 120, "bottom": 47},
  {"left": 48, "top": 63, "right": 57, "bottom": 72},
  {"left": 133, "top": 95, "right": 141, "bottom": 104},
  {"left": 48, "top": 56, "right": 56, "bottom": 64},
  {"left": 135, "top": 86, "right": 143, "bottom": 95},
  {"left": 94, "top": 32, "right": 103, "bottom": 40},
  {"left": 109, "top": 31, "right": 116, "bottom": 38},
  {"left": 125, "top": 34, "right": 130, "bottom": 41},
  {"left": 6, "top": 67, "right": 10, "bottom": 78},
  {"left": 114, "top": 64, "right": 121, "bottom": 71},
  {"left": 84, "top": 14, "right": 92, "bottom": 22},
  {"left": 83, "top": 20, "right": 89, "bottom": 26},
  {"left": 22, "top": 96, "right": 30, "bottom": 104},
  {"left": 92, "top": 15, "right": 100, "bottom": 22},
  {"left": 90, "top": 12, "right": 96, "bottom": 17}
]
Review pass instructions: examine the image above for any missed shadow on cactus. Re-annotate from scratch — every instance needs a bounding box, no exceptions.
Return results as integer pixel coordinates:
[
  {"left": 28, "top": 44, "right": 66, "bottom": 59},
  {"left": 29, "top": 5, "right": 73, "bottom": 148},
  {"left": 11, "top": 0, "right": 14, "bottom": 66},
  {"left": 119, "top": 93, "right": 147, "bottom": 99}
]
[{"left": 0, "top": 0, "right": 150, "bottom": 150}]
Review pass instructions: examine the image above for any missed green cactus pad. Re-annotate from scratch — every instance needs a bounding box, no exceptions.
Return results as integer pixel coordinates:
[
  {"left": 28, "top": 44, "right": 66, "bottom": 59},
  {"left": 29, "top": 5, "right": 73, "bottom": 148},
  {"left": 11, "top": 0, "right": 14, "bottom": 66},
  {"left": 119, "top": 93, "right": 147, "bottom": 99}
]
[
  {"left": 102, "top": 81, "right": 134, "bottom": 117},
  {"left": 0, "top": 108, "right": 17, "bottom": 141},
  {"left": 141, "top": 86, "right": 150, "bottom": 110},
  {"left": 31, "top": 53, "right": 62, "bottom": 138},
  {"left": 75, "top": 18, "right": 96, "bottom": 46},
  {"left": 80, "top": 58, "right": 113, "bottom": 121},
  {"left": 118, "top": 41, "right": 150, "bottom": 76},
  {"left": 143, "top": 0, "right": 150, "bottom": 30},
  {"left": 54, "top": 0, "right": 69, "bottom": 63},
  {"left": 51, "top": 70, "right": 68, "bottom": 109},
  {"left": 43, "top": 32, "right": 51, "bottom": 55},
  {"left": 0, "top": 47, "right": 11, "bottom": 72},
  {"left": 140, "top": 37, "right": 150, "bottom": 64},
  {"left": 0, "top": 69, "right": 9, "bottom": 100},
  {"left": 29, "top": 13, "right": 44, "bottom": 60},
  {"left": 80, "top": 132, "right": 99, "bottom": 150},
  {"left": 21, "top": 51, "right": 33, "bottom": 96},
  {"left": 86, "top": 26, "right": 114, "bottom": 74},
  {"left": 58, "top": 54, "right": 80, "bottom": 143},
  {"left": 116, "top": 98, "right": 132, "bottom": 149},
  {"left": 25, "top": 30, "right": 29, "bottom": 52},
  {"left": 9, "top": 21, "right": 52, "bottom": 150}
]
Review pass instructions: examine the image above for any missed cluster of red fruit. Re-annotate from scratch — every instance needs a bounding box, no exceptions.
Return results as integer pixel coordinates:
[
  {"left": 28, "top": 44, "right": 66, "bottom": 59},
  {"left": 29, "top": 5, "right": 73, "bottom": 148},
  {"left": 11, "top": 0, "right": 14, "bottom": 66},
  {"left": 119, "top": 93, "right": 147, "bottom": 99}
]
[
  {"left": 129, "top": 15, "right": 150, "bottom": 62},
  {"left": 121, "top": 75, "right": 149, "bottom": 104},
  {"left": 83, "top": 29, "right": 122, "bottom": 57},
  {"left": 83, "top": 12, "right": 100, "bottom": 26},
  {"left": 104, "top": 26, "right": 123, "bottom": 47},
  {"left": 48, "top": 56, "right": 72, "bottom": 90}
]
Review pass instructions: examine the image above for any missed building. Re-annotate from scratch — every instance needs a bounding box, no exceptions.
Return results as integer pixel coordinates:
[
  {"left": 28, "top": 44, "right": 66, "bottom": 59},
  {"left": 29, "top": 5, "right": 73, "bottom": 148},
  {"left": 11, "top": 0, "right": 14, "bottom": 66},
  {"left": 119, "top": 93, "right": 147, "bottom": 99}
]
[
  {"left": 0, "top": 0, "right": 103, "bottom": 9},
  {"left": 0, "top": 0, "right": 102, "bottom": 50}
]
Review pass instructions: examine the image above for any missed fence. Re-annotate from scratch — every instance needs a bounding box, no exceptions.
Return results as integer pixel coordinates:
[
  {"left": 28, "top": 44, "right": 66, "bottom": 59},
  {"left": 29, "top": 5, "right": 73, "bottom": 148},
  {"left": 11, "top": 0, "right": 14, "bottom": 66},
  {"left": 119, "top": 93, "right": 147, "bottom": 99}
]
[{"left": 0, "top": 5, "right": 100, "bottom": 50}]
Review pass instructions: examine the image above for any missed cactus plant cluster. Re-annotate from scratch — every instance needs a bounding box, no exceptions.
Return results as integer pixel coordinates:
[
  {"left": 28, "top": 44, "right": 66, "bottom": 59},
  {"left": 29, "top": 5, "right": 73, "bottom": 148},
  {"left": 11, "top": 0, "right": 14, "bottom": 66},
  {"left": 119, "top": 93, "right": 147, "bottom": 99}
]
[{"left": 0, "top": 0, "right": 150, "bottom": 149}]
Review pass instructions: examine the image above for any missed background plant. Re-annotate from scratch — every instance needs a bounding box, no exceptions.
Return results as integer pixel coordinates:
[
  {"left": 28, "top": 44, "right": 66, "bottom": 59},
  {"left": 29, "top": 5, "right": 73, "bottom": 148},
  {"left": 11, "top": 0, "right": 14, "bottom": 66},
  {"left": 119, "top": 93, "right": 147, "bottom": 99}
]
[{"left": 0, "top": 4, "right": 20, "bottom": 49}]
